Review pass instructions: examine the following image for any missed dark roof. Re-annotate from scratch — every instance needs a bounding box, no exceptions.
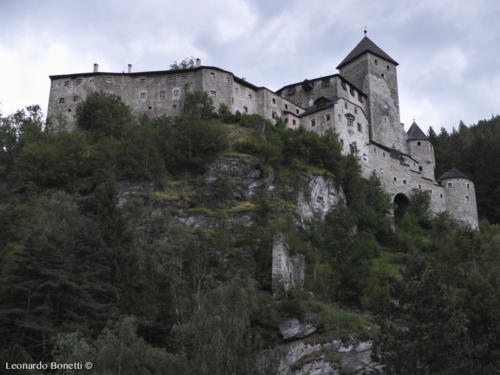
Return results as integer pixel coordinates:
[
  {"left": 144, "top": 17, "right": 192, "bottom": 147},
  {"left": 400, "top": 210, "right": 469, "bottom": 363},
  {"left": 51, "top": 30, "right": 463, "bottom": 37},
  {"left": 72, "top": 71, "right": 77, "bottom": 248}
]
[
  {"left": 300, "top": 97, "right": 338, "bottom": 117},
  {"left": 337, "top": 36, "right": 398, "bottom": 69},
  {"left": 407, "top": 121, "right": 428, "bottom": 141},
  {"left": 276, "top": 74, "right": 367, "bottom": 97},
  {"left": 438, "top": 168, "right": 471, "bottom": 181}
]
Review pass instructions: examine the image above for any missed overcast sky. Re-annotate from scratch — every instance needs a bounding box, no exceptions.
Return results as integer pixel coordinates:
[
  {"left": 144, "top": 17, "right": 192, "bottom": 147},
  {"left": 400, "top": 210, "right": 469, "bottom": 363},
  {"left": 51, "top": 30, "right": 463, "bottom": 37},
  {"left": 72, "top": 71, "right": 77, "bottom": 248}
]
[{"left": 1, "top": 0, "right": 499, "bottom": 133}]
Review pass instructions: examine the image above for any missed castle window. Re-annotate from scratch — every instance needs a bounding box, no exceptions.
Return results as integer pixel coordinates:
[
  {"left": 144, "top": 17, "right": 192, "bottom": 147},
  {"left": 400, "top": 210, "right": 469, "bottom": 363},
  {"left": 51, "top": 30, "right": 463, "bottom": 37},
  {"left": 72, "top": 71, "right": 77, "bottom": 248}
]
[
  {"left": 350, "top": 87, "right": 355, "bottom": 96},
  {"left": 180, "top": 76, "right": 187, "bottom": 82},
  {"left": 440, "top": 194, "right": 443, "bottom": 198},
  {"left": 173, "top": 104, "right": 177, "bottom": 109},
  {"left": 357, "top": 123, "right": 362, "bottom": 132},
  {"left": 140, "top": 78, "right": 146, "bottom": 84},
  {"left": 322, "top": 79, "right": 330, "bottom": 88},
  {"left": 224, "top": 76, "right": 229, "bottom": 83},
  {"left": 447, "top": 182, "right": 452, "bottom": 188},
  {"left": 76, "top": 79, "right": 82, "bottom": 85},
  {"left": 359, "top": 94, "right": 364, "bottom": 103},
  {"left": 243, "top": 106, "right": 248, "bottom": 113},
  {"left": 374, "top": 59, "right": 378, "bottom": 65},
  {"left": 173, "top": 89, "right": 180, "bottom": 97},
  {"left": 296, "top": 109, "right": 300, "bottom": 115},
  {"left": 59, "top": 98, "right": 65, "bottom": 103},
  {"left": 403, "top": 179, "right": 407, "bottom": 184},
  {"left": 285, "top": 104, "right": 288, "bottom": 110},
  {"left": 380, "top": 168, "right": 384, "bottom": 174},
  {"left": 387, "top": 65, "right": 390, "bottom": 71},
  {"left": 272, "top": 111, "right": 277, "bottom": 119},
  {"left": 287, "top": 87, "right": 296, "bottom": 96},
  {"left": 285, "top": 118, "right": 288, "bottom": 124},
  {"left": 106, "top": 77, "right": 112, "bottom": 84},
  {"left": 210, "top": 72, "right": 215, "bottom": 78},
  {"left": 140, "top": 92, "right": 146, "bottom": 99},
  {"left": 417, "top": 141, "right": 421, "bottom": 146},
  {"left": 326, "top": 113, "right": 331, "bottom": 121},
  {"left": 292, "top": 119, "right": 296, "bottom": 125},
  {"left": 338, "top": 114, "right": 342, "bottom": 121},
  {"left": 232, "top": 97, "right": 234, "bottom": 104},
  {"left": 73, "top": 95, "right": 79, "bottom": 102},
  {"left": 363, "top": 153, "right": 367, "bottom": 161},
  {"left": 64, "top": 80, "right": 70, "bottom": 87},
  {"left": 234, "top": 87, "right": 239, "bottom": 94},
  {"left": 167, "top": 77, "right": 173, "bottom": 83},
  {"left": 148, "top": 106, "right": 152, "bottom": 110},
  {"left": 467, "top": 184, "right": 470, "bottom": 189},
  {"left": 466, "top": 196, "right": 470, "bottom": 201},
  {"left": 354, "top": 107, "right": 358, "bottom": 114},
  {"left": 394, "top": 177, "right": 397, "bottom": 181},
  {"left": 248, "top": 94, "right": 252, "bottom": 99},
  {"left": 311, "top": 119, "right": 316, "bottom": 127},
  {"left": 341, "top": 81, "right": 347, "bottom": 90},
  {"left": 419, "top": 166, "right": 423, "bottom": 172},
  {"left": 68, "top": 108, "right": 71, "bottom": 112},
  {"left": 272, "top": 98, "right": 276, "bottom": 104},
  {"left": 381, "top": 73, "right": 385, "bottom": 78},
  {"left": 347, "top": 118, "right": 354, "bottom": 126},
  {"left": 418, "top": 185, "right": 421, "bottom": 189},
  {"left": 383, "top": 152, "right": 385, "bottom": 157},
  {"left": 340, "top": 139, "right": 344, "bottom": 146},
  {"left": 160, "top": 90, "right": 166, "bottom": 97},
  {"left": 344, "top": 102, "right": 348, "bottom": 109},
  {"left": 209, "top": 90, "right": 216, "bottom": 97}
]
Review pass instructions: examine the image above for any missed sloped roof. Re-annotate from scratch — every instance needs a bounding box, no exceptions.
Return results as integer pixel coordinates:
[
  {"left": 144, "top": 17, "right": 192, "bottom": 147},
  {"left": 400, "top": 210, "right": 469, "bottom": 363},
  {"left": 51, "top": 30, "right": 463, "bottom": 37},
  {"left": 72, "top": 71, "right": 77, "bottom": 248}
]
[
  {"left": 438, "top": 168, "right": 471, "bottom": 181},
  {"left": 407, "top": 121, "right": 428, "bottom": 141},
  {"left": 300, "top": 97, "right": 338, "bottom": 117},
  {"left": 337, "top": 36, "right": 398, "bottom": 69}
]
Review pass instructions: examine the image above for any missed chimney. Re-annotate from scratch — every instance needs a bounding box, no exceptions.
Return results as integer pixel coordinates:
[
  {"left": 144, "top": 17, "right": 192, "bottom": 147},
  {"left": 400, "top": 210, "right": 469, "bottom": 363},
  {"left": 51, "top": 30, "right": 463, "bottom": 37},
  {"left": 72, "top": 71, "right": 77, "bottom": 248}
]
[
  {"left": 127, "top": 64, "right": 132, "bottom": 73},
  {"left": 195, "top": 58, "right": 201, "bottom": 67},
  {"left": 93, "top": 63, "right": 99, "bottom": 73}
]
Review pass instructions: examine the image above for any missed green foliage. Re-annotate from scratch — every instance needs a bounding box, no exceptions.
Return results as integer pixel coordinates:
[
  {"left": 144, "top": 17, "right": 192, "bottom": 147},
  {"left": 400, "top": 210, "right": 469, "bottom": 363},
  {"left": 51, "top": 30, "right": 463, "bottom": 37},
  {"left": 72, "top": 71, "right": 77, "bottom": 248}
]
[
  {"left": 170, "top": 56, "right": 198, "bottom": 70},
  {"left": 373, "top": 256, "right": 472, "bottom": 374},
  {"left": 183, "top": 91, "right": 216, "bottom": 120},
  {"left": 76, "top": 92, "right": 133, "bottom": 137}
]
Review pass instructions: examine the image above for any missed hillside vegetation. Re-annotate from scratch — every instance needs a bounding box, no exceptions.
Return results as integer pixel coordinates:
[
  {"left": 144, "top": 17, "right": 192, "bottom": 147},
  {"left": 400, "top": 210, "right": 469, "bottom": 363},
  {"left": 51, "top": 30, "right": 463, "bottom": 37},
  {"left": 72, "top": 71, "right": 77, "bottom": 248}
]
[{"left": 0, "top": 94, "right": 499, "bottom": 374}]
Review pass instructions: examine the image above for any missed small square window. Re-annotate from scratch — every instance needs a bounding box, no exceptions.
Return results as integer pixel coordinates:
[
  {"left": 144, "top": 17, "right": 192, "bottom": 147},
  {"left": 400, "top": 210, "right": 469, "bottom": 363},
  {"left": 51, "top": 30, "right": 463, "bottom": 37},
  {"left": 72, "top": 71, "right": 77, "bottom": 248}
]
[
  {"left": 272, "top": 111, "right": 277, "bottom": 119},
  {"left": 76, "top": 79, "right": 82, "bottom": 85},
  {"left": 417, "top": 141, "right": 421, "bottom": 146},
  {"left": 357, "top": 123, "right": 362, "bottom": 132},
  {"left": 338, "top": 114, "right": 342, "bottom": 121},
  {"left": 387, "top": 65, "right": 390, "bottom": 71},
  {"left": 209, "top": 90, "right": 216, "bottom": 97},
  {"left": 106, "top": 77, "right": 112, "bottom": 84},
  {"left": 210, "top": 72, "right": 215, "bottom": 78},
  {"left": 311, "top": 119, "right": 315, "bottom": 127},
  {"left": 73, "top": 95, "right": 79, "bottom": 102},
  {"left": 326, "top": 113, "right": 331, "bottom": 121},
  {"left": 466, "top": 196, "right": 470, "bottom": 201},
  {"left": 404, "top": 179, "right": 408, "bottom": 184},
  {"left": 375, "top": 59, "right": 378, "bottom": 65},
  {"left": 394, "top": 177, "right": 397, "bottom": 181},
  {"left": 467, "top": 184, "right": 470, "bottom": 189},
  {"left": 285, "top": 104, "right": 288, "bottom": 110},
  {"left": 167, "top": 77, "right": 173, "bottom": 83},
  {"left": 248, "top": 94, "right": 252, "bottom": 99},
  {"left": 140, "top": 78, "right": 146, "bottom": 84},
  {"left": 59, "top": 98, "right": 65, "bottom": 103},
  {"left": 440, "top": 194, "right": 443, "bottom": 198},
  {"left": 419, "top": 166, "right": 423, "bottom": 172},
  {"left": 180, "top": 76, "right": 187, "bottom": 82},
  {"left": 347, "top": 118, "right": 354, "bottom": 126},
  {"left": 173, "top": 89, "right": 180, "bottom": 97},
  {"left": 354, "top": 107, "right": 358, "bottom": 114},
  {"left": 322, "top": 79, "right": 330, "bottom": 88},
  {"left": 340, "top": 139, "right": 344, "bottom": 146},
  {"left": 140, "top": 92, "right": 146, "bottom": 99},
  {"left": 173, "top": 104, "right": 177, "bottom": 109},
  {"left": 234, "top": 87, "right": 239, "bottom": 94},
  {"left": 272, "top": 98, "right": 276, "bottom": 104},
  {"left": 296, "top": 109, "right": 299, "bottom": 115},
  {"left": 381, "top": 73, "right": 385, "bottom": 78},
  {"left": 64, "top": 81, "right": 70, "bottom": 87},
  {"left": 160, "top": 91, "right": 166, "bottom": 97},
  {"left": 447, "top": 182, "right": 452, "bottom": 188},
  {"left": 344, "top": 102, "right": 348, "bottom": 109},
  {"left": 68, "top": 108, "right": 71, "bottom": 112},
  {"left": 224, "top": 76, "right": 229, "bottom": 83},
  {"left": 292, "top": 119, "right": 296, "bottom": 125},
  {"left": 243, "top": 106, "right": 248, "bottom": 113},
  {"left": 148, "top": 106, "right": 152, "bottom": 110},
  {"left": 418, "top": 185, "right": 422, "bottom": 189},
  {"left": 362, "top": 154, "right": 367, "bottom": 161}
]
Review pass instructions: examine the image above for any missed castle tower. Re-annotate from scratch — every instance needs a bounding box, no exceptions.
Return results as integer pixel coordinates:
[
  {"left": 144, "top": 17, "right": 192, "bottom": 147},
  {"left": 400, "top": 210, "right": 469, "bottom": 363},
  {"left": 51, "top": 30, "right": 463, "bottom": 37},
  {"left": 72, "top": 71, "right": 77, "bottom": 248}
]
[
  {"left": 337, "top": 36, "right": 406, "bottom": 152},
  {"left": 407, "top": 121, "right": 436, "bottom": 180},
  {"left": 439, "top": 168, "right": 479, "bottom": 229}
]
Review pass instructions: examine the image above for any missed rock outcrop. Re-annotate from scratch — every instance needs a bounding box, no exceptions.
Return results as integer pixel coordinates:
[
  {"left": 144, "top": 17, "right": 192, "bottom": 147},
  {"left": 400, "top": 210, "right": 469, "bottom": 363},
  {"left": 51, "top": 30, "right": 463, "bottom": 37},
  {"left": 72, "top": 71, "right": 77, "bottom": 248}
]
[{"left": 272, "top": 234, "right": 305, "bottom": 296}]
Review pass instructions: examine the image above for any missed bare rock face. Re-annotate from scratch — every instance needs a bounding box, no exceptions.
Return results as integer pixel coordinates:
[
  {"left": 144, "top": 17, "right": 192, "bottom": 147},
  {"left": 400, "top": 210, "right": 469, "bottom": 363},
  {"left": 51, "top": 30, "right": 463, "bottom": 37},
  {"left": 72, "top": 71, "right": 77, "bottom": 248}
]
[
  {"left": 279, "top": 319, "right": 317, "bottom": 341},
  {"left": 297, "top": 175, "right": 343, "bottom": 224},
  {"left": 272, "top": 235, "right": 305, "bottom": 296}
]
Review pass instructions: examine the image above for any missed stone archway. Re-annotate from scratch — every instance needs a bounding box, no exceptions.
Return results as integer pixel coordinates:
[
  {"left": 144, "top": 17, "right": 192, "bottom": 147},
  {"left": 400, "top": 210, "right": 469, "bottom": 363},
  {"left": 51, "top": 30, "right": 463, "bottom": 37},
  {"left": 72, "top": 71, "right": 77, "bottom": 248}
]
[{"left": 394, "top": 193, "right": 410, "bottom": 222}]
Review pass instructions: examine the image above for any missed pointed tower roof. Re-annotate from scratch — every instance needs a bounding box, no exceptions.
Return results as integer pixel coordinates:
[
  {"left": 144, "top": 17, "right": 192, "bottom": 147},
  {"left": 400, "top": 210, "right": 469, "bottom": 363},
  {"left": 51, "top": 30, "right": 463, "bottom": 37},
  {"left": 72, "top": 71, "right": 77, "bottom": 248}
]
[
  {"left": 407, "top": 121, "right": 428, "bottom": 141},
  {"left": 438, "top": 168, "right": 471, "bottom": 181},
  {"left": 337, "top": 36, "right": 398, "bottom": 69}
]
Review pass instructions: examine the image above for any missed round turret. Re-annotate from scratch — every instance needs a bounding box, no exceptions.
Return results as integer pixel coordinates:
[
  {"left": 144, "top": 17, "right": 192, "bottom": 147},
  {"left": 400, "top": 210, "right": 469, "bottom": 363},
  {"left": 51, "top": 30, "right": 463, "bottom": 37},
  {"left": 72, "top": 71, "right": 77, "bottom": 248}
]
[
  {"left": 406, "top": 121, "right": 435, "bottom": 180},
  {"left": 439, "top": 168, "right": 478, "bottom": 229}
]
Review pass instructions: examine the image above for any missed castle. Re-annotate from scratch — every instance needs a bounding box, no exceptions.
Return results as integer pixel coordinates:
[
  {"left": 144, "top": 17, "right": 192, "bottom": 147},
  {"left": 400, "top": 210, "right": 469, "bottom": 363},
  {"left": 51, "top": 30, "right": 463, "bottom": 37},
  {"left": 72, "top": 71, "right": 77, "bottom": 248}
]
[{"left": 47, "top": 35, "right": 479, "bottom": 228}]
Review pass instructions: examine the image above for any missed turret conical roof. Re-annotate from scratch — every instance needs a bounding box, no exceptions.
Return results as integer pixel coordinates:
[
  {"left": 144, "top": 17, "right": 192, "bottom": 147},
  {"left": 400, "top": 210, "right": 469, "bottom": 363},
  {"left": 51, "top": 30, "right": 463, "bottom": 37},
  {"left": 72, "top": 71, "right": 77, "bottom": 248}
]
[
  {"left": 407, "top": 121, "right": 428, "bottom": 141},
  {"left": 438, "top": 167, "right": 471, "bottom": 181},
  {"left": 337, "top": 36, "right": 398, "bottom": 69}
]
